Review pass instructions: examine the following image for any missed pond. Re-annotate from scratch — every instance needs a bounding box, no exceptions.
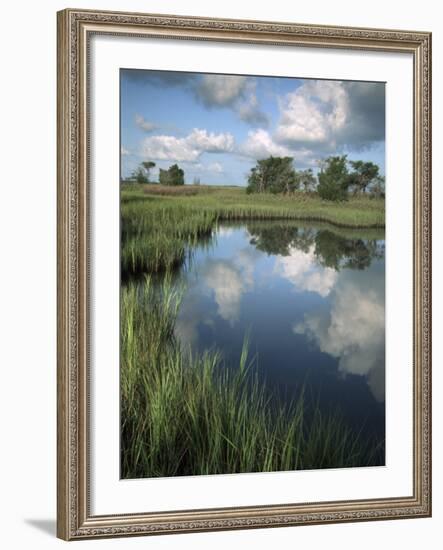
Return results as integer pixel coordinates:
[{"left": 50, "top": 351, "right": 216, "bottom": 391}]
[{"left": 173, "top": 221, "right": 385, "bottom": 451}]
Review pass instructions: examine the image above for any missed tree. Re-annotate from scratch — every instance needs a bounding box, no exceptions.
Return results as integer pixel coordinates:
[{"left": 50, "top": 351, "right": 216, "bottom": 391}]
[
  {"left": 159, "top": 164, "right": 185, "bottom": 185},
  {"left": 141, "top": 161, "right": 156, "bottom": 183},
  {"left": 246, "top": 156, "right": 298, "bottom": 194},
  {"left": 317, "top": 155, "right": 349, "bottom": 201},
  {"left": 131, "top": 161, "right": 156, "bottom": 184},
  {"left": 348, "top": 160, "right": 380, "bottom": 195},
  {"left": 297, "top": 168, "right": 316, "bottom": 192},
  {"left": 132, "top": 166, "right": 148, "bottom": 184}
]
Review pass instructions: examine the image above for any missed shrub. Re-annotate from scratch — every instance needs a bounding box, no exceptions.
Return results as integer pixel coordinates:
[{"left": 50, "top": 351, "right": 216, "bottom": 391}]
[
  {"left": 246, "top": 156, "right": 298, "bottom": 194},
  {"left": 159, "top": 164, "right": 185, "bottom": 186},
  {"left": 317, "top": 156, "right": 349, "bottom": 201}
]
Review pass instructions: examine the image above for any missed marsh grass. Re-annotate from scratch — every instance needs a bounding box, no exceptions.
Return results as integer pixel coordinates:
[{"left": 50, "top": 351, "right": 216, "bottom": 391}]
[
  {"left": 121, "top": 277, "right": 383, "bottom": 479},
  {"left": 120, "top": 184, "right": 385, "bottom": 478},
  {"left": 121, "top": 184, "right": 385, "bottom": 277},
  {"left": 121, "top": 202, "right": 215, "bottom": 275}
]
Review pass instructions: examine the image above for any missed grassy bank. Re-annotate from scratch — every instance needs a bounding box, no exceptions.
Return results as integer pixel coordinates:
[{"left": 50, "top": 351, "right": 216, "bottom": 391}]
[
  {"left": 121, "top": 277, "right": 383, "bottom": 478},
  {"left": 130, "top": 183, "right": 385, "bottom": 227},
  {"left": 121, "top": 184, "right": 385, "bottom": 276}
]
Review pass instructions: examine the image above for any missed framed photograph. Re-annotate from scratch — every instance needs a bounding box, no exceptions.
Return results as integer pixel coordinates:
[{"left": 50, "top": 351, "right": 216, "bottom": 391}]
[{"left": 57, "top": 8, "right": 431, "bottom": 540}]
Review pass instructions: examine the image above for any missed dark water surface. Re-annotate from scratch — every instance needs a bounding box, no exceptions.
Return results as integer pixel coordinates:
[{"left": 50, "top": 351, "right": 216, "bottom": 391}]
[{"left": 173, "top": 222, "right": 385, "bottom": 448}]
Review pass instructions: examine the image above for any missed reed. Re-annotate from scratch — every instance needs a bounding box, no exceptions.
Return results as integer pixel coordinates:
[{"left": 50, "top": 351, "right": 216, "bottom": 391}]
[
  {"left": 121, "top": 277, "right": 383, "bottom": 479},
  {"left": 120, "top": 185, "right": 385, "bottom": 478},
  {"left": 121, "top": 184, "right": 385, "bottom": 277}
]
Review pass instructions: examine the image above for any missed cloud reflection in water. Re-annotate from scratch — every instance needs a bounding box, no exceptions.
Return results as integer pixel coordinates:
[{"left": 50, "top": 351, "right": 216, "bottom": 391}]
[
  {"left": 175, "top": 223, "right": 385, "bottom": 404},
  {"left": 293, "top": 268, "right": 385, "bottom": 401}
]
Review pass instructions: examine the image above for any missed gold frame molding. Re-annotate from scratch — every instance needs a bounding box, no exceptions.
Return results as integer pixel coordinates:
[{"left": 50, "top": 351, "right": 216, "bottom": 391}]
[{"left": 57, "top": 8, "right": 432, "bottom": 540}]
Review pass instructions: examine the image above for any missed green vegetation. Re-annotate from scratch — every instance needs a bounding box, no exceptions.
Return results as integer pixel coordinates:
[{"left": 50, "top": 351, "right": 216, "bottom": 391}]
[
  {"left": 246, "top": 156, "right": 298, "bottom": 194},
  {"left": 245, "top": 154, "right": 383, "bottom": 201},
  {"left": 121, "top": 184, "right": 384, "bottom": 277},
  {"left": 126, "top": 154, "right": 384, "bottom": 200},
  {"left": 121, "top": 277, "right": 381, "bottom": 478},
  {"left": 317, "top": 156, "right": 384, "bottom": 200},
  {"left": 120, "top": 182, "right": 385, "bottom": 478},
  {"left": 348, "top": 160, "right": 383, "bottom": 196},
  {"left": 159, "top": 163, "right": 185, "bottom": 186},
  {"left": 130, "top": 161, "right": 156, "bottom": 184},
  {"left": 317, "top": 155, "right": 350, "bottom": 201},
  {"left": 121, "top": 198, "right": 214, "bottom": 275}
]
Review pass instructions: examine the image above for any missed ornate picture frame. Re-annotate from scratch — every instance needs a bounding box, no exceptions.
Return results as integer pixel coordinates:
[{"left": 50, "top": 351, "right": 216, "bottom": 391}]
[{"left": 57, "top": 8, "right": 431, "bottom": 540}]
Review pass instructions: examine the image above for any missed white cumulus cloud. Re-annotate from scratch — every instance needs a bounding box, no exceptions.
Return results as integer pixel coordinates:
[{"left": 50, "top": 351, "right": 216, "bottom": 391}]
[
  {"left": 141, "top": 128, "right": 234, "bottom": 162},
  {"left": 239, "top": 129, "right": 317, "bottom": 166},
  {"left": 275, "top": 80, "right": 348, "bottom": 147},
  {"left": 186, "top": 128, "right": 234, "bottom": 153},
  {"left": 240, "top": 129, "right": 292, "bottom": 159}
]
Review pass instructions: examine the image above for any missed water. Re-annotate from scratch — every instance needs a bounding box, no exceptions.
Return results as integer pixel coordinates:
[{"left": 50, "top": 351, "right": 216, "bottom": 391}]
[{"left": 173, "top": 221, "right": 385, "bottom": 450}]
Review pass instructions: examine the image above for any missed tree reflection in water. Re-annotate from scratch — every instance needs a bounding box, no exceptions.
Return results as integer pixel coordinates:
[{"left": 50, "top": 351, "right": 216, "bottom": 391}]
[{"left": 247, "top": 221, "right": 384, "bottom": 271}]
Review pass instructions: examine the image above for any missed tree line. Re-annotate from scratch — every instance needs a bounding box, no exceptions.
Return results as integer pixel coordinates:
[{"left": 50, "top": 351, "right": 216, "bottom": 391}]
[
  {"left": 246, "top": 155, "right": 385, "bottom": 201},
  {"left": 128, "top": 161, "right": 185, "bottom": 186},
  {"left": 124, "top": 153, "right": 385, "bottom": 202}
]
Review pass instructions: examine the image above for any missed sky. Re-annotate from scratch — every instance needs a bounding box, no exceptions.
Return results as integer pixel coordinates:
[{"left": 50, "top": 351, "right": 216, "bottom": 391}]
[{"left": 120, "top": 69, "right": 385, "bottom": 186}]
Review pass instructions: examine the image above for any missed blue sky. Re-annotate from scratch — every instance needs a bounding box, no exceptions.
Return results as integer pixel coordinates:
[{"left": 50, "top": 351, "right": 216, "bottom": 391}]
[{"left": 120, "top": 69, "right": 385, "bottom": 185}]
